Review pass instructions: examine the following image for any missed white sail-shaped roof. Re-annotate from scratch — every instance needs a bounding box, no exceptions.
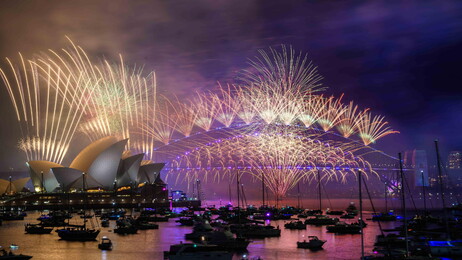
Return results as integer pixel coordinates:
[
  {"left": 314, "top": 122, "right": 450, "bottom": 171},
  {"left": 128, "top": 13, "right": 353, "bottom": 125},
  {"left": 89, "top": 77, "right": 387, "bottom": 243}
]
[
  {"left": 87, "top": 139, "right": 128, "bottom": 189},
  {"left": 138, "top": 163, "right": 165, "bottom": 183},
  {"left": 0, "top": 177, "right": 31, "bottom": 193},
  {"left": 117, "top": 153, "right": 144, "bottom": 186},
  {"left": 52, "top": 167, "right": 83, "bottom": 190},
  {"left": 12, "top": 177, "right": 31, "bottom": 192},
  {"left": 70, "top": 136, "right": 119, "bottom": 173},
  {"left": 27, "top": 160, "right": 62, "bottom": 192}
]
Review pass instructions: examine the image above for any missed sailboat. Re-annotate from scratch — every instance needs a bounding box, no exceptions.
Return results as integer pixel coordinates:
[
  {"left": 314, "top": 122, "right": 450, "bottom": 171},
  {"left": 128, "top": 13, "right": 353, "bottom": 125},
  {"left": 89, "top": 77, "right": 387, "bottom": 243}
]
[
  {"left": 372, "top": 181, "right": 397, "bottom": 221},
  {"left": 57, "top": 172, "right": 100, "bottom": 241},
  {"left": 305, "top": 170, "right": 339, "bottom": 226},
  {"left": 428, "top": 140, "right": 462, "bottom": 257}
]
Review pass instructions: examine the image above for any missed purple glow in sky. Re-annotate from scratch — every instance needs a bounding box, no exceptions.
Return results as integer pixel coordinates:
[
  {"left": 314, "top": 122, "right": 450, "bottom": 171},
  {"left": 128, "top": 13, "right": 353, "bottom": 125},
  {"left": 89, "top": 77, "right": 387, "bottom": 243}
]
[{"left": 1, "top": 0, "right": 462, "bottom": 170}]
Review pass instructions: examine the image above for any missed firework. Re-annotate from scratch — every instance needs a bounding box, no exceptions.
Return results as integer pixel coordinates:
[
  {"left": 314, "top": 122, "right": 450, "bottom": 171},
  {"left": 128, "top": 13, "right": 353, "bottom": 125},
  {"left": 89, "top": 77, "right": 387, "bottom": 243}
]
[
  {"left": 169, "top": 98, "right": 197, "bottom": 137},
  {"left": 1, "top": 41, "right": 398, "bottom": 197},
  {"left": 336, "top": 101, "right": 367, "bottom": 138},
  {"left": 357, "top": 112, "right": 399, "bottom": 146},
  {"left": 191, "top": 92, "right": 217, "bottom": 131},
  {"left": 0, "top": 53, "right": 95, "bottom": 163},
  {"left": 234, "top": 86, "right": 256, "bottom": 124},
  {"left": 139, "top": 96, "right": 176, "bottom": 145},
  {"left": 298, "top": 94, "right": 325, "bottom": 128},
  {"left": 212, "top": 84, "right": 238, "bottom": 127},
  {"left": 316, "top": 95, "right": 346, "bottom": 131},
  {"left": 240, "top": 45, "right": 325, "bottom": 94},
  {"left": 167, "top": 125, "right": 376, "bottom": 198}
]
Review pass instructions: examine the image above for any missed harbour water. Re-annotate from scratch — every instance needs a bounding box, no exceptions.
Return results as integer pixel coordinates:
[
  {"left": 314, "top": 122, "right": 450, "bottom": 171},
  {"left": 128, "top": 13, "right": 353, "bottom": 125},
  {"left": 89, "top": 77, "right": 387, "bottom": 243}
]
[{"left": 0, "top": 209, "right": 400, "bottom": 260}]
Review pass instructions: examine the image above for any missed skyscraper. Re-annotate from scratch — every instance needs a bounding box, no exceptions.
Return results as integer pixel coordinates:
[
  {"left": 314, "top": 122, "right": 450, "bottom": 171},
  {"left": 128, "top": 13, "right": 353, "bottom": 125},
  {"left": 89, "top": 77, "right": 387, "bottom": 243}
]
[
  {"left": 448, "top": 151, "right": 462, "bottom": 169},
  {"left": 404, "top": 150, "right": 429, "bottom": 187}
]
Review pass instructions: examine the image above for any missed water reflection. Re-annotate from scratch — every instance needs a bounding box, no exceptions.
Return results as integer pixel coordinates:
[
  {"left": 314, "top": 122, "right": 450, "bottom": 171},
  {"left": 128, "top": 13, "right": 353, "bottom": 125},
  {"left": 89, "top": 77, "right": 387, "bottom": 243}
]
[{"left": 0, "top": 211, "right": 398, "bottom": 260}]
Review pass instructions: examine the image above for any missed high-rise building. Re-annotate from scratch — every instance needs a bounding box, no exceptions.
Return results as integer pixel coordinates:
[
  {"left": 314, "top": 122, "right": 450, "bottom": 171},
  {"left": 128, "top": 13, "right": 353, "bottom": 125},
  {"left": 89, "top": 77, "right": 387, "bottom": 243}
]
[
  {"left": 414, "top": 150, "right": 429, "bottom": 187},
  {"left": 448, "top": 151, "right": 462, "bottom": 169},
  {"left": 404, "top": 149, "right": 429, "bottom": 187}
]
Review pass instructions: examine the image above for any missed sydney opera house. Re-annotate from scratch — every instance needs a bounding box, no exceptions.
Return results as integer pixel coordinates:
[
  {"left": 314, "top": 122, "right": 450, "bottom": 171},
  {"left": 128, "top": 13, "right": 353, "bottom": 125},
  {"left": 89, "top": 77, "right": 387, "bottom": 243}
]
[{"left": 3, "top": 136, "right": 174, "bottom": 210}]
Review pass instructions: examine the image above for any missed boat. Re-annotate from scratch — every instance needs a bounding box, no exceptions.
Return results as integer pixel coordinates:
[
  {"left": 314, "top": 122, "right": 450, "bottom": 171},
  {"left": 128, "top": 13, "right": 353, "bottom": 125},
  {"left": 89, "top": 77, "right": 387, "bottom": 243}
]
[
  {"left": 57, "top": 173, "right": 100, "bottom": 241},
  {"left": 326, "top": 221, "right": 361, "bottom": 234},
  {"left": 163, "top": 242, "right": 232, "bottom": 260},
  {"left": 101, "top": 219, "right": 110, "bottom": 228},
  {"left": 135, "top": 221, "right": 159, "bottom": 230},
  {"left": 98, "top": 236, "right": 112, "bottom": 250},
  {"left": 176, "top": 217, "right": 195, "bottom": 226},
  {"left": 374, "top": 234, "right": 406, "bottom": 247},
  {"left": 185, "top": 221, "right": 213, "bottom": 240},
  {"left": 114, "top": 217, "right": 138, "bottom": 234},
  {"left": 0, "top": 248, "right": 32, "bottom": 260},
  {"left": 284, "top": 220, "right": 306, "bottom": 230},
  {"left": 297, "top": 236, "right": 326, "bottom": 249},
  {"left": 372, "top": 212, "right": 397, "bottom": 221},
  {"left": 200, "top": 229, "right": 250, "bottom": 251},
  {"left": 231, "top": 224, "right": 281, "bottom": 238},
  {"left": 326, "top": 209, "right": 344, "bottom": 215},
  {"left": 429, "top": 240, "right": 462, "bottom": 256},
  {"left": 24, "top": 223, "right": 53, "bottom": 234},
  {"left": 305, "top": 215, "right": 339, "bottom": 226},
  {"left": 57, "top": 225, "right": 100, "bottom": 241},
  {"left": 345, "top": 202, "right": 358, "bottom": 215},
  {"left": 0, "top": 213, "right": 24, "bottom": 221},
  {"left": 305, "top": 209, "right": 323, "bottom": 216},
  {"left": 340, "top": 213, "right": 356, "bottom": 219},
  {"left": 114, "top": 225, "right": 138, "bottom": 234}
]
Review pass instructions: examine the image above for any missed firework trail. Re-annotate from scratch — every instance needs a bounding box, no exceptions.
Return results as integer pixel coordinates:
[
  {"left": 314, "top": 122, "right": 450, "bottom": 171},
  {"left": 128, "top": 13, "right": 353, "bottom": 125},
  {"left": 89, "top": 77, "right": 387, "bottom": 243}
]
[
  {"left": 0, "top": 53, "right": 96, "bottom": 163},
  {"left": 167, "top": 125, "right": 376, "bottom": 198}
]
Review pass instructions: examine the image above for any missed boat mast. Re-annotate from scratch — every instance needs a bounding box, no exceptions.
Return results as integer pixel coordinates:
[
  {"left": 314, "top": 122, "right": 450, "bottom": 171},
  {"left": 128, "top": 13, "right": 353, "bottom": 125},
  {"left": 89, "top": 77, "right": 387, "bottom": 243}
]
[
  {"left": 228, "top": 174, "right": 232, "bottom": 205},
  {"left": 196, "top": 179, "right": 201, "bottom": 202},
  {"left": 435, "top": 140, "right": 450, "bottom": 238},
  {"left": 82, "top": 172, "right": 86, "bottom": 229},
  {"left": 384, "top": 181, "right": 388, "bottom": 213},
  {"left": 41, "top": 171, "right": 44, "bottom": 193},
  {"left": 358, "top": 170, "right": 364, "bottom": 260},
  {"left": 421, "top": 170, "right": 427, "bottom": 216},
  {"left": 318, "top": 169, "right": 322, "bottom": 212},
  {"left": 262, "top": 170, "right": 265, "bottom": 207},
  {"left": 236, "top": 170, "right": 241, "bottom": 224},
  {"left": 297, "top": 182, "right": 301, "bottom": 209},
  {"left": 8, "top": 176, "right": 12, "bottom": 194},
  {"left": 398, "top": 153, "right": 409, "bottom": 257}
]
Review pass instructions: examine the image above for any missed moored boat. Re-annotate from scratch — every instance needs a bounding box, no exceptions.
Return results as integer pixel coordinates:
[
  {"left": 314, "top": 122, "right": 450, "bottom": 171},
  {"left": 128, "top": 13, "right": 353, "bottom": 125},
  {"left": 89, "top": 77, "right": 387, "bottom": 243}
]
[
  {"left": 98, "top": 236, "right": 113, "bottom": 250},
  {"left": 297, "top": 236, "right": 326, "bottom": 249},
  {"left": 56, "top": 225, "right": 100, "bottom": 241},
  {"left": 0, "top": 248, "right": 32, "bottom": 260},
  {"left": 284, "top": 221, "right": 306, "bottom": 230},
  {"left": 231, "top": 224, "right": 281, "bottom": 238},
  {"left": 326, "top": 221, "right": 361, "bottom": 234},
  {"left": 24, "top": 223, "right": 53, "bottom": 234},
  {"left": 429, "top": 240, "right": 462, "bottom": 256},
  {"left": 305, "top": 215, "right": 339, "bottom": 226},
  {"left": 163, "top": 242, "right": 232, "bottom": 260}
]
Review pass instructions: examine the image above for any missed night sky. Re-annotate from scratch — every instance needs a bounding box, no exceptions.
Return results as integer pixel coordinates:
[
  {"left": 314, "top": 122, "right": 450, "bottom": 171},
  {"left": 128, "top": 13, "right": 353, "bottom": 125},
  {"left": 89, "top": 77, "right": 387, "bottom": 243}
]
[{"left": 1, "top": 0, "right": 462, "bottom": 171}]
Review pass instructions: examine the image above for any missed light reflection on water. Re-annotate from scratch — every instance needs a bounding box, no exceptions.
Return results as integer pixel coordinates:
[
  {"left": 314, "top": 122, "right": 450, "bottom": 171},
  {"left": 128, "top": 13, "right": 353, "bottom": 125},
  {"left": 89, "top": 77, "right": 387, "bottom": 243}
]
[{"left": 0, "top": 210, "right": 400, "bottom": 260}]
